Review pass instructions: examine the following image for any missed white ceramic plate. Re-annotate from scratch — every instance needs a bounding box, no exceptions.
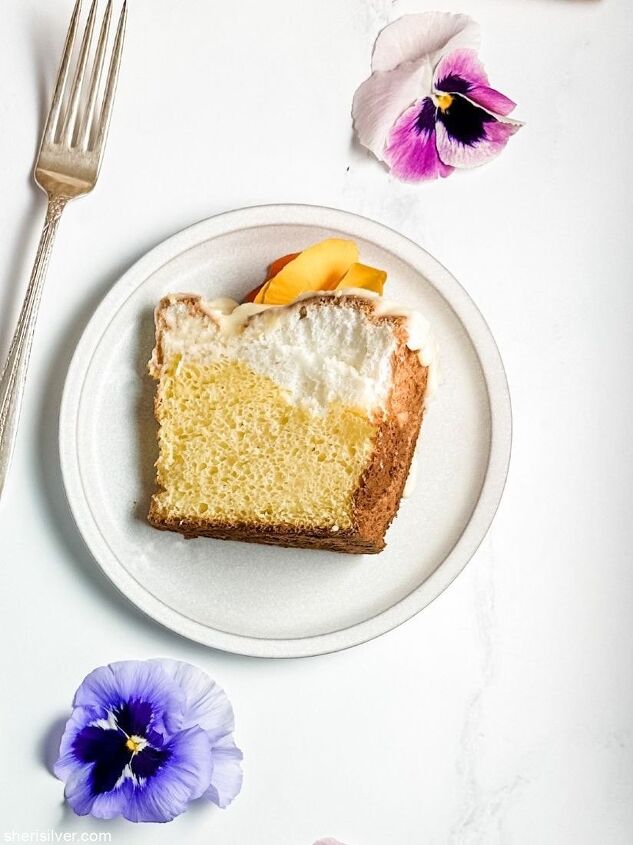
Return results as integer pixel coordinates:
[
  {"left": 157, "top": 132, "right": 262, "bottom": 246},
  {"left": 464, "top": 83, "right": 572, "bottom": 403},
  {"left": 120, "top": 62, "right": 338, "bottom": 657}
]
[{"left": 60, "top": 204, "right": 511, "bottom": 658}]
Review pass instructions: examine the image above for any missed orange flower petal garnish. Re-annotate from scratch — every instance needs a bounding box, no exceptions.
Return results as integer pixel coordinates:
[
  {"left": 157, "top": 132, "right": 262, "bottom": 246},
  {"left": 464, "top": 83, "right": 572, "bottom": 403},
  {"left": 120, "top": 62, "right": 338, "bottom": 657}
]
[
  {"left": 255, "top": 239, "right": 359, "bottom": 305},
  {"left": 336, "top": 262, "right": 387, "bottom": 295}
]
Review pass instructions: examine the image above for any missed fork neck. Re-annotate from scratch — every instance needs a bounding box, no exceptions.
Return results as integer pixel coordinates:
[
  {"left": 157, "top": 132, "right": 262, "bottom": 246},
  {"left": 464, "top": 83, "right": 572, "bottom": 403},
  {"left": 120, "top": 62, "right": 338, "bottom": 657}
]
[{"left": 46, "top": 194, "right": 69, "bottom": 222}]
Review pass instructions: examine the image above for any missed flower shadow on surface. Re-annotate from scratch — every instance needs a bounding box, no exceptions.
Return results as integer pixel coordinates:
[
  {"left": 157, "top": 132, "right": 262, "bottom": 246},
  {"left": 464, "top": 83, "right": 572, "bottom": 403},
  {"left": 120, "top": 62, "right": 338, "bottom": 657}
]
[{"left": 39, "top": 716, "right": 69, "bottom": 776}]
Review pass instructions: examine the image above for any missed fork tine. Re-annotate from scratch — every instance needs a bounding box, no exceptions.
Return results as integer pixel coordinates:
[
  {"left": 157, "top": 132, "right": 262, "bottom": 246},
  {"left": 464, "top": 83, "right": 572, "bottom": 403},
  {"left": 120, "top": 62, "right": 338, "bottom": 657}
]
[
  {"left": 61, "top": 0, "right": 97, "bottom": 145},
  {"left": 42, "top": 0, "right": 82, "bottom": 145},
  {"left": 78, "top": 0, "right": 112, "bottom": 149},
  {"left": 94, "top": 0, "right": 127, "bottom": 155}
]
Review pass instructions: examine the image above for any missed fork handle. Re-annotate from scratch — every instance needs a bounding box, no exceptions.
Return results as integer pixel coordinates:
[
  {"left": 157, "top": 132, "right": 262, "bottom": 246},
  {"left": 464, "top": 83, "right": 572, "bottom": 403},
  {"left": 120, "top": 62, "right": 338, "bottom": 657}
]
[{"left": 0, "top": 195, "right": 67, "bottom": 500}]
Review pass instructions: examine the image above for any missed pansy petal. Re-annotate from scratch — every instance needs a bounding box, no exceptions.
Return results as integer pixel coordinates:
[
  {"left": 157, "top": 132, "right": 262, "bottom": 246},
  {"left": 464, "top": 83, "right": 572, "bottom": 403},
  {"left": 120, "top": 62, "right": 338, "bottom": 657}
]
[
  {"left": 114, "top": 700, "right": 154, "bottom": 738},
  {"left": 63, "top": 763, "right": 130, "bottom": 819},
  {"left": 130, "top": 745, "right": 171, "bottom": 780},
  {"left": 72, "top": 726, "right": 130, "bottom": 798},
  {"left": 54, "top": 706, "right": 103, "bottom": 781},
  {"left": 372, "top": 13, "right": 480, "bottom": 73},
  {"left": 434, "top": 48, "right": 489, "bottom": 91},
  {"left": 313, "top": 840, "right": 348, "bottom": 845},
  {"left": 203, "top": 734, "right": 244, "bottom": 809},
  {"left": 434, "top": 49, "right": 516, "bottom": 117},
  {"left": 435, "top": 98, "right": 522, "bottom": 168},
  {"left": 466, "top": 85, "right": 516, "bottom": 118},
  {"left": 384, "top": 98, "right": 454, "bottom": 182},
  {"left": 73, "top": 661, "right": 185, "bottom": 737},
  {"left": 122, "top": 727, "right": 214, "bottom": 823},
  {"left": 352, "top": 61, "right": 432, "bottom": 159},
  {"left": 89, "top": 780, "right": 136, "bottom": 820},
  {"left": 63, "top": 763, "right": 102, "bottom": 816},
  {"left": 154, "top": 661, "right": 243, "bottom": 809},
  {"left": 152, "top": 659, "right": 236, "bottom": 743}
]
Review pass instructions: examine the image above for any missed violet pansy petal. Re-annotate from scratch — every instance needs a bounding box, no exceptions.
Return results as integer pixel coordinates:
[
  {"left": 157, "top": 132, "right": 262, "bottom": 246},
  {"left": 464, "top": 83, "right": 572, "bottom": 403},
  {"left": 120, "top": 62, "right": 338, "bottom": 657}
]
[
  {"left": 89, "top": 781, "right": 136, "bottom": 821},
  {"left": 152, "top": 659, "right": 235, "bottom": 743},
  {"left": 435, "top": 98, "right": 522, "bottom": 168},
  {"left": 63, "top": 763, "right": 131, "bottom": 820},
  {"left": 54, "top": 706, "right": 103, "bottom": 782},
  {"left": 63, "top": 763, "right": 102, "bottom": 817},
  {"left": 371, "top": 13, "right": 480, "bottom": 73},
  {"left": 60, "top": 722, "right": 209, "bottom": 823},
  {"left": 108, "top": 661, "right": 185, "bottom": 736},
  {"left": 203, "top": 733, "right": 244, "bottom": 809},
  {"left": 130, "top": 744, "right": 171, "bottom": 780},
  {"left": 72, "top": 726, "right": 129, "bottom": 796},
  {"left": 352, "top": 61, "right": 432, "bottom": 160},
  {"left": 384, "top": 98, "right": 454, "bottom": 182},
  {"left": 152, "top": 661, "right": 243, "bottom": 809},
  {"left": 122, "top": 726, "right": 214, "bottom": 823},
  {"left": 114, "top": 699, "right": 154, "bottom": 738},
  {"left": 73, "top": 661, "right": 185, "bottom": 736}
]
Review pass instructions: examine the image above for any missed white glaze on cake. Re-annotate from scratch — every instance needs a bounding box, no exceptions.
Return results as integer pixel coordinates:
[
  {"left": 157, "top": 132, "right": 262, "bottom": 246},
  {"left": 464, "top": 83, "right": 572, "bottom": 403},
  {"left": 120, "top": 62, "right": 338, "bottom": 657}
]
[{"left": 153, "top": 289, "right": 437, "bottom": 416}]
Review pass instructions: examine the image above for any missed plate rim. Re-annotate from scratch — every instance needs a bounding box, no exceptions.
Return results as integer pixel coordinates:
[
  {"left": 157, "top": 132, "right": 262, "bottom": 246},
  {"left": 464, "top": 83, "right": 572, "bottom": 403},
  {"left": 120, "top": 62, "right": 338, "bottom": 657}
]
[{"left": 59, "top": 203, "right": 512, "bottom": 658}]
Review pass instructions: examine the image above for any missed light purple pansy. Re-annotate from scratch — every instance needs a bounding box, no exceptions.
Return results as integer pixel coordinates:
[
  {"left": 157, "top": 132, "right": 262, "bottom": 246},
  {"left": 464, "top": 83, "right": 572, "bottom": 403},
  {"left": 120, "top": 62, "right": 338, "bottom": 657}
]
[
  {"left": 54, "top": 659, "right": 243, "bottom": 823},
  {"left": 353, "top": 12, "right": 522, "bottom": 182}
]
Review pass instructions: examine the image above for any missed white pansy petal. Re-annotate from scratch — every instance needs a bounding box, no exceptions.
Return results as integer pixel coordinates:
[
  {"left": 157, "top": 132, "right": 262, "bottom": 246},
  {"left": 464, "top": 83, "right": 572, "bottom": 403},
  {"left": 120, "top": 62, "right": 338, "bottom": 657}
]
[
  {"left": 371, "top": 12, "right": 480, "bottom": 74},
  {"left": 352, "top": 60, "right": 432, "bottom": 159}
]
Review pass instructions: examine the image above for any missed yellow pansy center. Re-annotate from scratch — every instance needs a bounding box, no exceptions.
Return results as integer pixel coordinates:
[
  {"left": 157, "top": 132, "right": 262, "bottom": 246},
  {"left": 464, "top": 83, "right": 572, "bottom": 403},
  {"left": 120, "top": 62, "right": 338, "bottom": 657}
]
[
  {"left": 125, "top": 735, "right": 147, "bottom": 753},
  {"left": 434, "top": 93, "right": 454, "bottom": 112}
]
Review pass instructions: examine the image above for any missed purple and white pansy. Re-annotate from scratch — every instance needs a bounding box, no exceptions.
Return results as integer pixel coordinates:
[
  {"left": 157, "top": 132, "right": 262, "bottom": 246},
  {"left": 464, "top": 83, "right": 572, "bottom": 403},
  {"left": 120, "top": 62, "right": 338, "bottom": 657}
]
[
  {"left": 54, "top": 659, "right": 243, "bottom": 823},
  {"left": 352, "top": 12, "right": 522, "bottom": 182}
]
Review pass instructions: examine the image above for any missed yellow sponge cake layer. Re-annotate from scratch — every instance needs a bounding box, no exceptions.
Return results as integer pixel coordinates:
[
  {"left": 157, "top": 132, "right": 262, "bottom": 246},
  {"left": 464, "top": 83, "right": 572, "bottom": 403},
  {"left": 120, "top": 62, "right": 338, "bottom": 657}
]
[{"left": 152, "top": 358, "right": 376, "bottom": 528}]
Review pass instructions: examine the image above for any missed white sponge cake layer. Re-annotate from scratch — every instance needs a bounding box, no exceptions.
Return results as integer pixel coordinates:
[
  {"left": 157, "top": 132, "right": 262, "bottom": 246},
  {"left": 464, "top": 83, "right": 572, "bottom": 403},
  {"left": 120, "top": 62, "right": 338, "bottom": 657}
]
[{"left": 156, "top": 295, "right": 397, "bottom": 416}]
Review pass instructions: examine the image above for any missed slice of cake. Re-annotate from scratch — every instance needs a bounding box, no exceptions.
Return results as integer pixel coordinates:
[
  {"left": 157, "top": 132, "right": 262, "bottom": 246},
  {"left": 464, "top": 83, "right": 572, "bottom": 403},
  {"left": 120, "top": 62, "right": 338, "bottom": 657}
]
[{"left": 148, "top": 288, "right": 435, "bottom": 554}]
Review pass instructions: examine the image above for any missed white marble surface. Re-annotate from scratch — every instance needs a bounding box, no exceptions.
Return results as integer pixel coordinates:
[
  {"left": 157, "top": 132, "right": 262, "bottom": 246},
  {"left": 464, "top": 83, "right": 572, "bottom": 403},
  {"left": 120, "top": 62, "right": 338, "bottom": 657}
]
[{"left": 0, "top": 0, "right": 632, "bottom": 842}]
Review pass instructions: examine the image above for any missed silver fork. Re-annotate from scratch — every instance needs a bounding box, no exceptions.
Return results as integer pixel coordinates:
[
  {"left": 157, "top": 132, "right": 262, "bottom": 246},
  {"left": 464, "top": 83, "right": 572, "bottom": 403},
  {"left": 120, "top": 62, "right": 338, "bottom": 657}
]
[{"left": 0, "top": 0, "right": 126, "bottom": 499}]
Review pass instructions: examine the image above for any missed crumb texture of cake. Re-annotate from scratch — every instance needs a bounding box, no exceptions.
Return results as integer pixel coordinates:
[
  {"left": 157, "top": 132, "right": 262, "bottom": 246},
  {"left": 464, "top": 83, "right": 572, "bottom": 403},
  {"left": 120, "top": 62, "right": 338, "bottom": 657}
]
[
  {"left": 152, "top": 359, "right": 375, "bottom": 529},
  {"left": 148, "top": 293, "right": 431, "bottom": 554}
]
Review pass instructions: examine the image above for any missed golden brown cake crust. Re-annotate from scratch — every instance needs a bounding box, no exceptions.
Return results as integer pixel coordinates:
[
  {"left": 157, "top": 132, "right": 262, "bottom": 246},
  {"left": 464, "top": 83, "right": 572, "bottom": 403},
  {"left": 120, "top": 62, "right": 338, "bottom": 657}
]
[{"left": 148, "top": 294, "right": 428, "bottom": 554}]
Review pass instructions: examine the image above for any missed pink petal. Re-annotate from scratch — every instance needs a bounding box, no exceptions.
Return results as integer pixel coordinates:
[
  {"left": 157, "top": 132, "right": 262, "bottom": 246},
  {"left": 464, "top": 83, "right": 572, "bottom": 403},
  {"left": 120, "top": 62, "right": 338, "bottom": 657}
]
[
  {"left": 352, "top": 62, "right": 431, "bottom": 159},
  {"left": 313, "top": 840, "right": 348, "bottom": 845},
  {"left": 434, "top": 49, "right": 516, "bottom": 117},
  {"left": 435, "top": 105, "right": 522, "bottom": 169},
  {"left": 434, "top": 48, "right": 490, "bottom": 89},
  {"left": 384, "top": 99, "right": 454, "bottom": 182},
  {"left": 467, "top": 85, "right": 516, "bottom": 117},
  {"left": 372, "top": 13, "right": 480, "bottom": 73}
]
